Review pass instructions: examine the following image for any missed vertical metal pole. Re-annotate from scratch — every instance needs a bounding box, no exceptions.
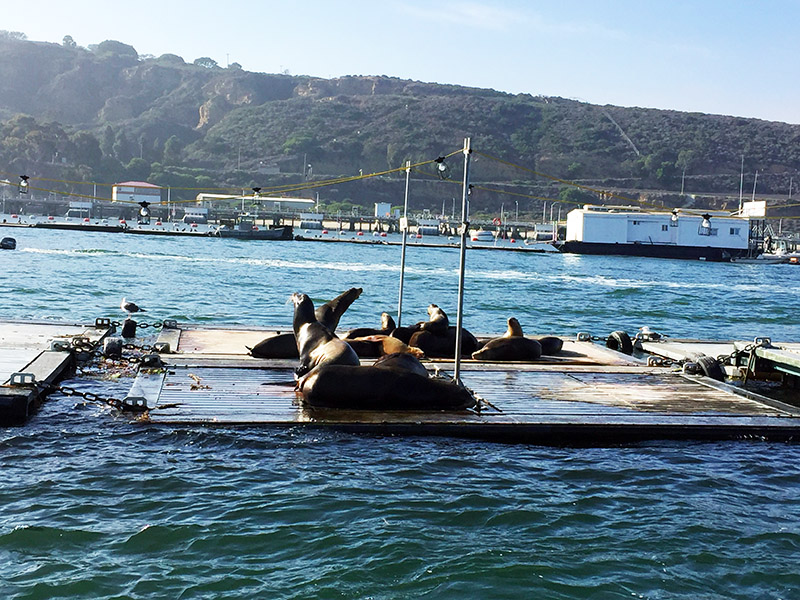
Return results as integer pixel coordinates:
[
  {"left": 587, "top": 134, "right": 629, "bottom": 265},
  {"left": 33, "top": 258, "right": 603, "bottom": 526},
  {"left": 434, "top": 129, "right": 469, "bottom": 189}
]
[
  {"left": 397, "top": 161, "right": 411, "bottom": 326},
  {"left": 453, "top": 138, "right": 472, "bottom": 384},
  {"left": 739, "top": 155, "right": 744, "bottom": 213}
]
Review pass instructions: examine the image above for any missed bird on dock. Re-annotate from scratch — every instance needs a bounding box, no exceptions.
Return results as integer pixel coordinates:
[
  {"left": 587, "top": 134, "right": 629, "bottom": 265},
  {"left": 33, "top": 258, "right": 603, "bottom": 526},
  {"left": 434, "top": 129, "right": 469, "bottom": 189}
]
[{"left": 121, "top": 297, "right": 146, "bottom": 315}]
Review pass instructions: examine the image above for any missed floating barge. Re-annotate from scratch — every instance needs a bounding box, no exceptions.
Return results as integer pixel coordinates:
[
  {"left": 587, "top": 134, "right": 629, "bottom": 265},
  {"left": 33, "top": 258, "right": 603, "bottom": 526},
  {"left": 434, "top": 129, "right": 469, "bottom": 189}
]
[
  {"left": 124, "top": 324, "right": 800, "bottom": 444},
  {"left": 4, "top": 321, "right": 800, "bottom": 443}
]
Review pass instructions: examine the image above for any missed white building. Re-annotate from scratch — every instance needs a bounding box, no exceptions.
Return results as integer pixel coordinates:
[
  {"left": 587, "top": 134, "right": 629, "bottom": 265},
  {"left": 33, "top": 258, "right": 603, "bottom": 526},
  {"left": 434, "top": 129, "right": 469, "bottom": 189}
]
[
  {"left": 562, "top": 204, "right": 757, "bottom": 261},
  {"left": 112, "top": 181, "right": 162, "bottom": 204}
]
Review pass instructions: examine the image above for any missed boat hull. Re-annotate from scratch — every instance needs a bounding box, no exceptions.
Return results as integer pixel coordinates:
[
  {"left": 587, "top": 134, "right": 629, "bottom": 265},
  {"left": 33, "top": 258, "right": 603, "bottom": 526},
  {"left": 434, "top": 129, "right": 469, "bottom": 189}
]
[
  {"left": 560, "top": 241, "right": 744, "bottom": 262},
  {"left": 217, "top": 225, "right": 293, "bottom": 240}
]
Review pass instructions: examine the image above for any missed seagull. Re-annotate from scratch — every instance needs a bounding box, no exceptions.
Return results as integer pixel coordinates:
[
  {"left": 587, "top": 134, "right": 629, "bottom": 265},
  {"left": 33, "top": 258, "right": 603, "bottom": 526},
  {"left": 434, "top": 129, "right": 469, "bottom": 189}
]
[{"left": 121, "top": 297, "right": 146, "bottom": 315}]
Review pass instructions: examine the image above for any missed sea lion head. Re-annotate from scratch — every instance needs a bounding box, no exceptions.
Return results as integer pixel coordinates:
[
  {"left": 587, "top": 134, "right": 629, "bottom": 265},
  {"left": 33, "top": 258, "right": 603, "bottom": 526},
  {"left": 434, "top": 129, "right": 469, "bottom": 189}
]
[
  {"left": 380, "top": 312, "right": 397, "bottom": 332},
  {"left": 506, "top": 317, "right": 524, "bottom": 337},
  {"left": 291, "top": 293, "right": 316, "bottom": 332}
]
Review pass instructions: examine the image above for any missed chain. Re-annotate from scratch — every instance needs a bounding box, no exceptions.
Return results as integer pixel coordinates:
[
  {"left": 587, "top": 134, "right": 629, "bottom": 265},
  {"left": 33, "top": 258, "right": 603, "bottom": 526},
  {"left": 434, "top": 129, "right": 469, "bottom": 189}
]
[
  {"left": 29, "top": 380, "right": 138, "bottom": 411},
  {"left": 715, "top": 337, "right": 772, "bottom": 366}
]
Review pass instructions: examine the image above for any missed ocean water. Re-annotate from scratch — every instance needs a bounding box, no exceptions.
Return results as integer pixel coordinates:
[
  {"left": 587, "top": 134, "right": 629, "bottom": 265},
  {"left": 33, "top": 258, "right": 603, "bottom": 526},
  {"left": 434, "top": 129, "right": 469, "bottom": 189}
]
[{"left": 2, "top": 228, "right": 800, "bottom": 599}]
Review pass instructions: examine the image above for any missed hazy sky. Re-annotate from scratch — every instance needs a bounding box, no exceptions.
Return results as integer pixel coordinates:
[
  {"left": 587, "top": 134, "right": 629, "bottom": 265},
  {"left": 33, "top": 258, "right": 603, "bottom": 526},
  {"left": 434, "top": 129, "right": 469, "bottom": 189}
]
[{"left": 11, "top": 0, "right": 800, "bottom": 123}]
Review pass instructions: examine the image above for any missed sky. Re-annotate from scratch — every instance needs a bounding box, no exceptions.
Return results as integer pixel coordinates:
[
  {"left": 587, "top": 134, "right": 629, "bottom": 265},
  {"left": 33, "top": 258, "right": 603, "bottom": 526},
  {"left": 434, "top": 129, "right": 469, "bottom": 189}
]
[{"left": 10, "top": 0, "right": 800, "bottom": 123}]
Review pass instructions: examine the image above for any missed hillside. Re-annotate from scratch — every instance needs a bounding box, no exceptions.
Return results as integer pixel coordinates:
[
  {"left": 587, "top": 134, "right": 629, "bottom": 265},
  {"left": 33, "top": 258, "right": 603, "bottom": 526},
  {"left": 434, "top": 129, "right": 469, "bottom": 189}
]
[{"left": 2, "top": 32, "right": 800, "bottom": 217}]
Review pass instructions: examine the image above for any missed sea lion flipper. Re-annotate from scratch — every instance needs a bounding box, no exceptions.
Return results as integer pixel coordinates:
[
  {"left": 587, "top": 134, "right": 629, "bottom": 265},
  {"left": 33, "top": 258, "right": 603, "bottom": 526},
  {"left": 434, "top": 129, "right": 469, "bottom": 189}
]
[{"left": 315, "top": 287, "right": 363, "bottom": 331}]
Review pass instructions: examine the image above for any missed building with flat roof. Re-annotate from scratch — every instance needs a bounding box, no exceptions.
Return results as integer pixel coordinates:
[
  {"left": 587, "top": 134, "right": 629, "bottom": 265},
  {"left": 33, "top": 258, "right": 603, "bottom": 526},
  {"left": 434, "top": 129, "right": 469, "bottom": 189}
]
[{"left": 112, "top": 181, "right": 162, "bottom": 204}]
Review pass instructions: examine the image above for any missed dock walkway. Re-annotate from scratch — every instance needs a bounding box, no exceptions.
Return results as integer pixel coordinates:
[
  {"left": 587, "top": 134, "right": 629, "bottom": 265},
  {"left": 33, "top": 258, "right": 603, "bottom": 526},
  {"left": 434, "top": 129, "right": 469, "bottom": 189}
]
[
  {"left": 132, "top": 326, "right": 800, "bottom": 444},
  {"left": 0, "top": 320, "right": 112, "bottom": 424}
]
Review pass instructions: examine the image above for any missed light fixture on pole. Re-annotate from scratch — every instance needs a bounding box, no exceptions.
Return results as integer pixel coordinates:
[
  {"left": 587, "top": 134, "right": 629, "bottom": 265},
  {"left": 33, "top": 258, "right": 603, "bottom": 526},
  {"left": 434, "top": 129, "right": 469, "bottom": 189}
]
[
  {"left": 670, "top": 209, "right": 679, "bottom": 226},
  {"left": 19, "top": 175, "right": 29, "bottom": 195},
  {"left": 138, "top": 201, "right": 151, "bottom": 224},
  {"left": 434, "top": 156, "right": 449, "bottom": 180}
]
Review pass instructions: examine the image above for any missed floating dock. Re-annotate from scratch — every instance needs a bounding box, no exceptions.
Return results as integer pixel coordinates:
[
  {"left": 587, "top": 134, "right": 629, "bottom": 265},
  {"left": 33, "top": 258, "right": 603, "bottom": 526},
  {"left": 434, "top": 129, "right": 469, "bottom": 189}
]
[
  {"left": 0, "top": 320, "right": 112, "bottom": 424},
  {"left": 4, "top": 320, "right": 799, "bottom": 442},
  {"left": 122, "top": 325, "right": 800, "bottom": 444}
]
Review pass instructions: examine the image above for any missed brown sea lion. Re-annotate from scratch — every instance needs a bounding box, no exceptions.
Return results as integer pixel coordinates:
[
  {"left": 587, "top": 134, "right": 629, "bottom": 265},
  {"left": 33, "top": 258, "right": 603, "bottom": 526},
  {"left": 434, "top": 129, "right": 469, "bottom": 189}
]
[
  {"left": 297, "top": 364, "right": 475, "bottom": 410},
  {"left": 346, "top": 334, "right": 425, "bottom": 359},
  {"left": 471, "top": 318, "right": 542, "bottom": 362},
  {"left": 292, "top": 292, "right": 359, "bottom": 378},
  {"left": 373, "top": 352, "right": 429, "bottom": 377},
  {"left": 343, "top": 312, "right": 396, "bottom": 340},
  {"left": 536, "top": 336, "right": 564, "bottom": 355},
  {"left": 314, "top": 287, "right": 362, "bottom": 332},
  {"left": 418, "top": 304, "right": 449, "bottom": 335},
  {"left": 408, "top": 326, "right": 480, "bottom": 358},
  {"left": 247, "top": 332, "right": 299, "bottom": 359},
  {"left": 249, "top": 287, "right": 362, "bottom": 359}
]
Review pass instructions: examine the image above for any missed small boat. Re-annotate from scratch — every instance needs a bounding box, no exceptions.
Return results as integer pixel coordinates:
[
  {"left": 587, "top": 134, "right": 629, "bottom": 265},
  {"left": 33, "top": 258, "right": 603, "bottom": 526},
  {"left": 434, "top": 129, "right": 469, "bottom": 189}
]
[
  {"left": 1, "top": 236, "right": 16, "bottom": 250},
  {"left": 470, "top": 229, "right": 495, "bottom": 242},
  {"left": 216, "top": 221, "right": 293, "bottom": 240}
]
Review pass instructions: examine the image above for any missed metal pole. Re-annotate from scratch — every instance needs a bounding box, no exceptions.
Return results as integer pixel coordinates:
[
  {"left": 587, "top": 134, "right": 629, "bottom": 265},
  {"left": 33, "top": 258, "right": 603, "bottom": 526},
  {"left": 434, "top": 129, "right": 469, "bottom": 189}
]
[
  {"left": 738, "top": 155, "right": 744, "bottom": 213},
  {"left": 397, "top": 161, "right": 411, "bottom": 326},
  {"left": 453, "top": 137, "right": 472, "bottom": 384}
]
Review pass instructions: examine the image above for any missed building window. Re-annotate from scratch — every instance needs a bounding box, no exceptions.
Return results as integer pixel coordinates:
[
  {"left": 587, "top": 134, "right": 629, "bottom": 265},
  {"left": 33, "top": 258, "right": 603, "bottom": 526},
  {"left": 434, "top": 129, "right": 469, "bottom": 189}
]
[
  {"left": 709, "top": 228, "right": 718, "bottom": 236},
  {"left": 661, "top": 225, "right": 669, "bottom": 232},
  {"left": 730, "top": 227, "right": 740, "bottom": 235},
  {"left": 632, "top": 220, "right": 642, "bottom": 225}
]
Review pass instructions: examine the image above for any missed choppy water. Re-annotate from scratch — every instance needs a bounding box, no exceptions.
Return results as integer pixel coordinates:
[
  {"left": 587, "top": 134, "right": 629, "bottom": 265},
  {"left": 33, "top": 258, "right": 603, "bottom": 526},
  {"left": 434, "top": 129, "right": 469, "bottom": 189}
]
[{"left": 2, "top": 228, "right": 800, "bottom": 599}]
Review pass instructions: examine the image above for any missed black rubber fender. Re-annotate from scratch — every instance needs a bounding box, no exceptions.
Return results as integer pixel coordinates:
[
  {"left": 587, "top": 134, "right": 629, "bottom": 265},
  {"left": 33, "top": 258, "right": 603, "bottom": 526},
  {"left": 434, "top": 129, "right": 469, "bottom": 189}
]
[
  {"left": 606, "top": 330, "right": 633, "bottom": 355},
  {"left": 696, "top": 355, "right": 726, "bottom": 382}
]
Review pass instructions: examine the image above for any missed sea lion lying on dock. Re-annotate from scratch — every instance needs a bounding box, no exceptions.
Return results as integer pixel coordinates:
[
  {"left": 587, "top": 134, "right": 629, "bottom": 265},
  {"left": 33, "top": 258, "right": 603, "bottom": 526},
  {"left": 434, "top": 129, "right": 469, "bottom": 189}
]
[
  {"left": 346, "top": 334, "right": 425, "bottom": 359},
  {"left": 471, "top": 317, "right": 542, "bottom": 361},
  {"left": 343, "top": 312, "right": 396, "bottom": 340},
  {"left": 292, "top": 292, "right": 359, "bottom": 378},
  {"left": 390, "top": 304, "right": 448, "bottom": 343},
  {"left": 248, "top": 287, "right": 362, "bottom": 359},
  {"left": 391, "top": 304, "right": 478, "bottom": 357},
  {"left": 296, "top": 364, "right": 475, "bottom": 410}
]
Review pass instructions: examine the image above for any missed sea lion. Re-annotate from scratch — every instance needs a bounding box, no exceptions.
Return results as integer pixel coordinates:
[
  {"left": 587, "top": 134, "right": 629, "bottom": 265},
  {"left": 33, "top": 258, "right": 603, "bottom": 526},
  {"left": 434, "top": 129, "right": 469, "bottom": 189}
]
[
  {"left": 343, "top": 312, "right": 396, "bottom": 339},
  {"left": 390, "top": 304, "right": 448, "bottom": 343},
  {"left": 373, "top": 352, "right": 429, "bottom": 377},
  {"left": 408, "top": 326, "right": 480, "bottom": 358},
  {"left": 418, "top": 304, "right": 449, "bottom": 335},
  {"left": 346, "top": 335, "right": 425, "bottom": 359},
  {"left": 248, "top": 287, "right": 362, "bottom": 359},
  {"left": 292, "top": 292, "right": 359, "bottom": 378},
  {"left": 314, "top": 287, "right": 362, "bottom": 332},
  {"left": 536, "top": 336, "right": 564, "bottom": 355},
  {"left": 471, "top": 318, "right": 542, "bottom": 362},
  {"left": 297, "top": 364, "right": 475, "bottom": 410},
  {"left": 247, "top": 332, "right": 300, "bottom": 359}
]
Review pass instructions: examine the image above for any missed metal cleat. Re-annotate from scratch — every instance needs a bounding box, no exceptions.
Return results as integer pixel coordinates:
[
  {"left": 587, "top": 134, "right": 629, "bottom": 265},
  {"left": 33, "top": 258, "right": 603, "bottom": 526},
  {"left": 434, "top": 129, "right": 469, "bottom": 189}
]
[
  {"left": 754, "top": 337, "right": 772, "bottom": 348},
  {"left": 162, "top": 319, "right": 178, "bottom": 330},
  {"left": 95, "top": 318, "right": 112, "bottom": 328},
  {"left": 50, "top": 340, "right": 72, "bottom": 352},
  {"left": 577, "top": 332, "right": 592, "bottom": 342},
  {"left": 139, "top": 354, "right": 164, "bottom": 368},
  {"left": 9, "top": 372, "right": 36, "bottom": 386},
  {"left": 121, "top": 396, "right": 148, "bottom": 412}
]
